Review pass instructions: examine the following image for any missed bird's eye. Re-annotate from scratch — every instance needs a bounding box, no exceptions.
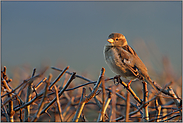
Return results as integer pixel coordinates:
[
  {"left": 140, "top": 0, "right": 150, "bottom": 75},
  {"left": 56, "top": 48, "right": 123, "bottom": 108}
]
[{"left": 116, "top": 38, "right": 118, "bottom": 41}]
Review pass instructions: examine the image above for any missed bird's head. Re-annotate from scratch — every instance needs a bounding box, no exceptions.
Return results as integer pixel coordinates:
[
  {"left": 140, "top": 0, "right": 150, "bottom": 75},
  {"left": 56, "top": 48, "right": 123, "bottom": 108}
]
[{"left": 107, "top": 33, "right": 128, "bottom": 46}]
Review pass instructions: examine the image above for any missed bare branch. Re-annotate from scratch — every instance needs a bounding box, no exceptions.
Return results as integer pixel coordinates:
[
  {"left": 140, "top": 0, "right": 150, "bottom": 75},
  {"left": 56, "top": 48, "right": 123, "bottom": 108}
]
[
  {"left": 54, "top": 85, "right": 63, "bottom": 122},
  {"left": 72, "top": 88, "right": 87, "bottom": 122},
  {"left": 97, "top": 91, "right": 111, "bottom": 121},
  {"left": 72, "top": 67, "right": 105, "bottom": 122},
  {"left": 24, "top": 68, "right": 36, "bottom": 121},
  {"left": 49, "top": 66, "right": 69, "bottom": 90},
  {"left": 40, "top": 72, "right": 76, "bottom": 115},
  {"left": 31, "top": 76, "right": 49, "bottom": 122},
  {"left": 142, "top": 81, "right": 149, "bottom": 122},
  {"left": 125, "top": 90, "right": 130, "bottom": 122},
  {"left": 119, "top": 79, "right": 142, "bottom": 104},
  {"left": 154, "top": 99, "right": 161, "bottom": 122}
]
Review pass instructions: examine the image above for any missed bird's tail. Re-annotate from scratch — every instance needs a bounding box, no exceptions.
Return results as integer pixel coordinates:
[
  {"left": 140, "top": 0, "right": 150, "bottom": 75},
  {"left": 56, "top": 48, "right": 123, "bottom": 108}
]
[{"left": 145, "top": 76, "right": 158, "bottom": 92}]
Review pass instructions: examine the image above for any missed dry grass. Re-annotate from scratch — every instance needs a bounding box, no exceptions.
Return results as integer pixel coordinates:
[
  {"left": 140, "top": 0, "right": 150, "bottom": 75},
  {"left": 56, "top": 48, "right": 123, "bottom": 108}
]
[{"left": 1, "top": 63, "right": 182, "bottom": 122}]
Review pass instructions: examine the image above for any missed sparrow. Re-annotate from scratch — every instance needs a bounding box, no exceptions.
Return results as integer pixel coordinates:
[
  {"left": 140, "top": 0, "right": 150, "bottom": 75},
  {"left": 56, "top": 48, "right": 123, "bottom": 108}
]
[{"left": 103, "top": 33, "right": 157, "bottom": 91}]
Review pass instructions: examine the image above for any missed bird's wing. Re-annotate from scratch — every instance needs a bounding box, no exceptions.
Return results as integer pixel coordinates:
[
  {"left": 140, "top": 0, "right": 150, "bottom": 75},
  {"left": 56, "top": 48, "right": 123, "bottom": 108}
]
[
  {"left": 116, "top": 45, "right": 146, "bottom": 79},
  {"left": 122, "top": 45, "right": 148, "bottom": 71},
  {"left": 122, "top": 45, "right": 158, "bottom": 91}
]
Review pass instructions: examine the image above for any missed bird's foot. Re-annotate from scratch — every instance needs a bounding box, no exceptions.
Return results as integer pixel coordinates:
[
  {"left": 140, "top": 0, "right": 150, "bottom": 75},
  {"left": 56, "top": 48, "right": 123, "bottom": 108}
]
[
  {"left": 127, "top": 80, "right": 132, "bottom": 88},
  {"left": 113, "top": 75, "right": 121, "bottom": 85}
]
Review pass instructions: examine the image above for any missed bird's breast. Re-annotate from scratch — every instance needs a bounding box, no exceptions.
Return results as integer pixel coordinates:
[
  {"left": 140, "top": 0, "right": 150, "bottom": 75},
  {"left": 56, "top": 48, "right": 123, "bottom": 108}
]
[{"left": 104, "top": 47, "right": 125, "bottom": 74}]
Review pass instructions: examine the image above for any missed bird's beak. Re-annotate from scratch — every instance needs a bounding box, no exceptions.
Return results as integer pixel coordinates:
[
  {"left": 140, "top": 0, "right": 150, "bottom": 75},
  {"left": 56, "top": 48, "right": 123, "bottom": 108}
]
[{"left": 107, "top": 38, "right": 114, "bottom": 43}]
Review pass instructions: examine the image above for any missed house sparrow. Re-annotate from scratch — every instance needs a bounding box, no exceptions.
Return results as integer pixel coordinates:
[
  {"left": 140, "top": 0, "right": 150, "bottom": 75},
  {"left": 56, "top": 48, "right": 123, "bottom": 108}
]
[{"left": 103, "top": 33, "right": 157, "bottom": 91}]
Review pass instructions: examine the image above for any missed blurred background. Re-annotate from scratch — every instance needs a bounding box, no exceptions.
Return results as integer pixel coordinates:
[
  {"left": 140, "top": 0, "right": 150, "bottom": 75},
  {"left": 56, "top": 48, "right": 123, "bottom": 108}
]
[{"left": 1, "top": 1, "right": 182, "bottom": 87}]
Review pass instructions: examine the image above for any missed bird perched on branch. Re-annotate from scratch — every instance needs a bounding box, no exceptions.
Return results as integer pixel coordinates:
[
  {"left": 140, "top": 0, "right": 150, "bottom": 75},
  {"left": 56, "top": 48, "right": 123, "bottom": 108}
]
[{"left": 103, "top": 33, "right": 157, "bottom": 91}]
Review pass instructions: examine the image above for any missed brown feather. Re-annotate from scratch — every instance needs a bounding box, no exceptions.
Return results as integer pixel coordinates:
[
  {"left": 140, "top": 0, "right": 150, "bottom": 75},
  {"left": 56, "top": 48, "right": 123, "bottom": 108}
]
[{"left": 122, "top": 45, "right": 137, "bottom": 56}]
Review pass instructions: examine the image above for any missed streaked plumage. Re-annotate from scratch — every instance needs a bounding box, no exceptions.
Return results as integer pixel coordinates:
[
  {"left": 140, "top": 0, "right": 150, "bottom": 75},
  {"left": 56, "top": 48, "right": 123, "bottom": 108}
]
[{"left": 104, "top": 33, "right": 157, "bottom": 91}]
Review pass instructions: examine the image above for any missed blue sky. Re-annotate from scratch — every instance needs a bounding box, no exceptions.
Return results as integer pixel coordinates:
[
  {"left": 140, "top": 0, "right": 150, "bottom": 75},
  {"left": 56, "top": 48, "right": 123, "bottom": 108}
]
[{"left": 2, "top": 1, "right": 182, "bottom": 80}]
